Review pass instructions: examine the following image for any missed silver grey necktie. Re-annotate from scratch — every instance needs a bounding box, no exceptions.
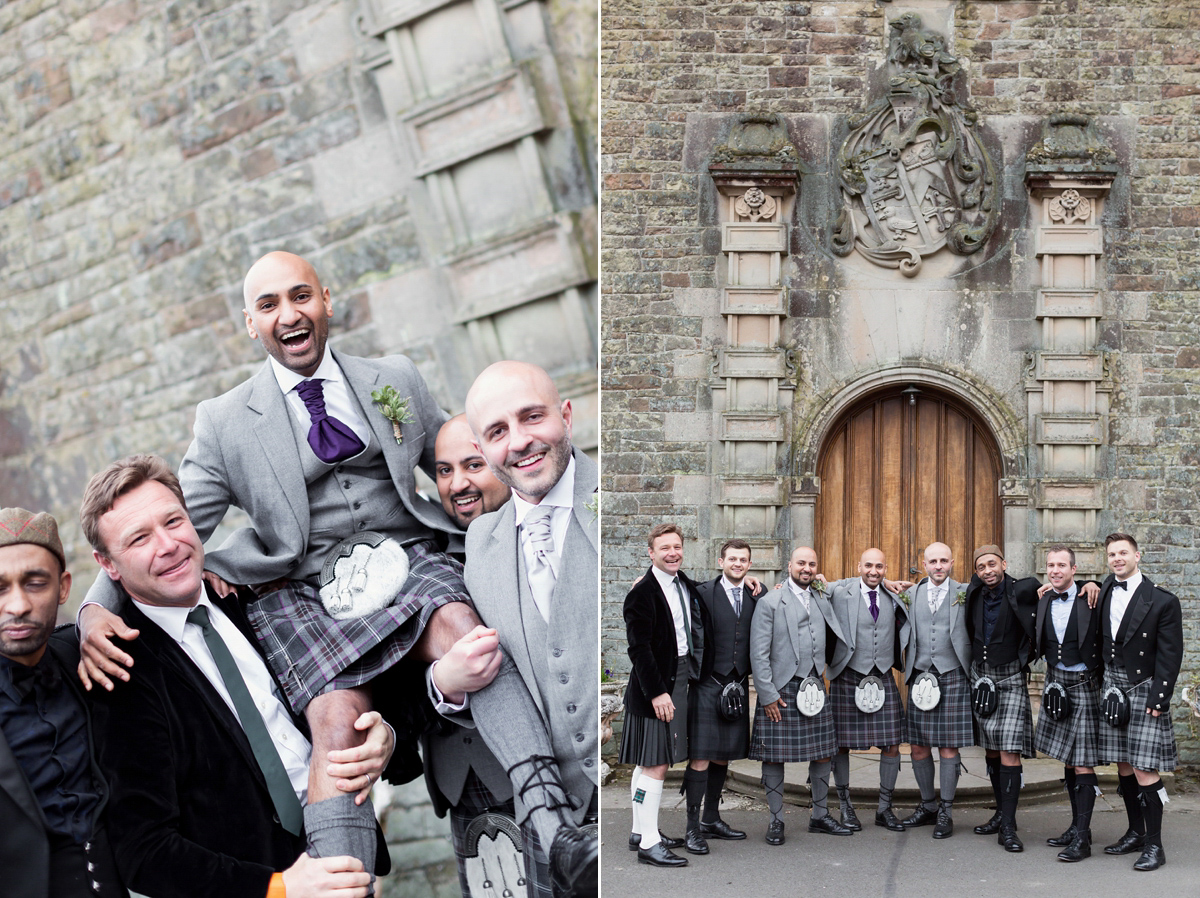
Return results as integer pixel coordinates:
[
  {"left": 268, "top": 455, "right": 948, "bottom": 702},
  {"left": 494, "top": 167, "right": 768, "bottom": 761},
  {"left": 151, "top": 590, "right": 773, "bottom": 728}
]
[
  {"left": 930, "top": 585, "right": 942, "bottom": 614},
  {"left": 523, "top": 505, "right": 557, "bottom": 621}
]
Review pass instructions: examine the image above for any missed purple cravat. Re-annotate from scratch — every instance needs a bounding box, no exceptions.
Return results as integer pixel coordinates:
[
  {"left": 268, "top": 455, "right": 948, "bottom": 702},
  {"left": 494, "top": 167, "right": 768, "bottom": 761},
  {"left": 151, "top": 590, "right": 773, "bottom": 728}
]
[
  {"left": 868, "top": 589, "right": 879, "bottom": 622},
  {"left": 295, "top": 379, "right": 365, "bottom": 464}
]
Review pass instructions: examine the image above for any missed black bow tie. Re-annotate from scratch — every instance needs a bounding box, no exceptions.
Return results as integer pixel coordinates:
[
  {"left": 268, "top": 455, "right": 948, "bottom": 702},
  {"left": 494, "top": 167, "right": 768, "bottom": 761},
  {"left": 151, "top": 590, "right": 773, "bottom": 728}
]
[
  {"left": 1053, "top": 592, "right": 1070, "bottom": 601},
  {"left": 7, "top": 659, "right": 61, "bottom": 701},
  {"left": 1114, "top": 580, "right": 1128, "bottom": 591}
]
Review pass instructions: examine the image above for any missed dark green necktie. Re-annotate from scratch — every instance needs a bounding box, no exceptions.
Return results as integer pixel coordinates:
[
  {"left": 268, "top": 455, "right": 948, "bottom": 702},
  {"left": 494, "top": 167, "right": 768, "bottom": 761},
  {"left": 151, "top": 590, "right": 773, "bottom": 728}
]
[
  {"left": 674, "top": 577, "right": 694, "bottom": 655},
  {"left": 186, "top": 605, "right": 304, "bottom": 835}
]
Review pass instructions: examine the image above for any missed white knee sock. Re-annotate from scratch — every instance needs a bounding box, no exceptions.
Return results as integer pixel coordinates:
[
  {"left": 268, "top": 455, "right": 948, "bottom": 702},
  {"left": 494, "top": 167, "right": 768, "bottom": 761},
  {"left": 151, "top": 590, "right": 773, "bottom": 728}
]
[
  {"left": 630, "top": 767, "right": 644, "bottom": 835},
  {"left": 638, "top": 778, "right": 665, "bottom": 849}
]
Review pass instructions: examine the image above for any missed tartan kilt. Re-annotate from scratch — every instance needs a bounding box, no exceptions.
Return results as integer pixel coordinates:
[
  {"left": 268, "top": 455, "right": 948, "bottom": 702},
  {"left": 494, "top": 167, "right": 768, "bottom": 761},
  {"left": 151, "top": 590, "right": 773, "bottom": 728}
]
[
  {"left": 450, "top": 773, "right": 550, "bottom": 898},
  {"left": 749, "top": 675, "right": 837, "bottom": 763},
  {"left": 687, "top": 673, "right": 750, "bottom": 761},
  {"left": 1033, "top": 668, "right": 1101, "bottom": 767},
  {"left": 905, "top": 667, "right": 975, "bottom": 749},
  {"left": 247, "top": 540, "right": 468, "bottom": 713},
  {"left": 619, "top": 656, "right": 690, "bottom": 767},
  {"left": 830, "top": 670, "right": 906, "bottom": 750},
  {"left": 971, "top": 661, "right": 1034, "bottom": 757},
  {"left": 1097, "top": 665, "right": 1179, "bottom": 772}
]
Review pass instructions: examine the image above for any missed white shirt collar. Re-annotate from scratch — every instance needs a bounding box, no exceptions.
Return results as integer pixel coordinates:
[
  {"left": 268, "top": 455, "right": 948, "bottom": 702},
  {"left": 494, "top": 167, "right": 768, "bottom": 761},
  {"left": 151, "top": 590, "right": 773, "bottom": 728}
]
[
  {"left": 512, "top": 455, "right": 576, "bottom": 527},
  {"left": 720, "top": 575, "right": 744, "bottom": 593},
  {"left": 267, "top": 350, "right": 345, "bottom": 396},
  {"left": 651, "top": 564, "right": 681, "bottom": 594},
  {"left": 787, "top": 577, "right": 810, "bottom": 596},
  {"left": 133, "top": 590, "right": 210, "bottom": 644}
]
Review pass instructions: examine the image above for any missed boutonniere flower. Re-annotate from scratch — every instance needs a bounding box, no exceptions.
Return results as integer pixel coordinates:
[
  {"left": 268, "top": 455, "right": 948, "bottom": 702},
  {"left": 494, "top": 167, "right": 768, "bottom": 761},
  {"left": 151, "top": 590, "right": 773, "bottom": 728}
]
[
  {"left": 370, "top": 386, "right": 415, "bottom": 444},
  {"left": 954, "top": 589, "right": 967, "bottom": 606},
  {"left": 898, "top": 590, "right": 912, "bottom": 608},
  {"left": 585, "top": 490, "right": 599, "bottom": 521},
  {"left": 812, "top": 578, "right": 827, "bottom": 594}
]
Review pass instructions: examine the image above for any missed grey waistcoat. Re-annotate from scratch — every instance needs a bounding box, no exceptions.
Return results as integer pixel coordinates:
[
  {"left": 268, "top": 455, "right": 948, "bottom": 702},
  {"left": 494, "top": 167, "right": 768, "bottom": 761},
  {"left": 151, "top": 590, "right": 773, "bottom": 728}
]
[
  {"left": 912, "top": 589, "right": 958, "bottom": 674},
  {"left": 794, "top": 594, "right": 825, "bottom": 679},
  {"left": 848, "top": 591, "right": 895, "bottom": 676}
]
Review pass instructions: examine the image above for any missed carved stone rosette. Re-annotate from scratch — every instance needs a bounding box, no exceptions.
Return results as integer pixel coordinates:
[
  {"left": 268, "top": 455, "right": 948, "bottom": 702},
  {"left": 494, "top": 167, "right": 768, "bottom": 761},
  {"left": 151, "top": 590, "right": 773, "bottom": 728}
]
[{"left": 831, "top": 13, "right": 999, "bottom": 276}]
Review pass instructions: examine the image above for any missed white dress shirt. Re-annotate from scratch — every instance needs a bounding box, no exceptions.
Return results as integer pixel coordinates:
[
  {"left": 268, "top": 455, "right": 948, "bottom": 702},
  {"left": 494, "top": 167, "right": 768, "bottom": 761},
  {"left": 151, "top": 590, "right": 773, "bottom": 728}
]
[
  {"left": 1050, "top": 583, "right": 1087, "bottom": 671},
  {"left": 1109, "top": 569, "right": 1143, "bottom": 640},
  {"left": 787, "top": 577, "right": 811, "bottom": 612},
  {"left": 513, "top": 456, "right": 576, "bottom": 621},
  {"left": 651, "top": 565, "right": 690, "bottom": 657},
  {"left": 927, "top": 580, "right": 946, "bottom": 614},
  {"left": 269, "top": 352, "right": 371, "bottom": 447},
  {"left": 136, "top": 595, "right": 311, "bottom": 802}
]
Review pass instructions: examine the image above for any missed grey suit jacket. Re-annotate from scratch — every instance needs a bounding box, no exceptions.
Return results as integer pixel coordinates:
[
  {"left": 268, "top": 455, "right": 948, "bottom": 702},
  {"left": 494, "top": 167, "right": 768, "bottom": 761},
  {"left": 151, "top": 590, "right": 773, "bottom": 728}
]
[
  {"left": 463, "top": 448, "right": 598, "bottom": 824},
  {"left": 88, "top": 350, "right": 458, "bottom": 607},
  {"left": 826, "top": 578, "right": 910, "bottom": 680},
  {"left": 748, "top": 585, "right": 846, "bottom": 707},
  {"left": 902, "top": 577, "right": 972, "bottom": 681}
]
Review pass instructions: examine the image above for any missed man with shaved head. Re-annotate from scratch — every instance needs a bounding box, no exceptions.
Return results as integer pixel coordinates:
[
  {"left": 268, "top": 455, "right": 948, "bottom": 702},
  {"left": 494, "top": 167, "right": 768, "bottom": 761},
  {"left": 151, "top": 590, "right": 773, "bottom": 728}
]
[
  {"left": 824, "top": 549, "right": 910, "bottom": 833},
  {"left": 897, "top": 542, "right": 973, "bottom": 839},
  {"left": 76, "top": 252, "right": 591, "bottom": 895}
]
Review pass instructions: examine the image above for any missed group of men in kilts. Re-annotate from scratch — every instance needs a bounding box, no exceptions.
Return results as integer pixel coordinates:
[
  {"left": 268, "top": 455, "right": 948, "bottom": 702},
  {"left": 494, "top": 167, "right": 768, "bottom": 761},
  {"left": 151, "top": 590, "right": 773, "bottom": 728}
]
[{"left": 620, "top": 527, "right": 1183, "bottom": 874}]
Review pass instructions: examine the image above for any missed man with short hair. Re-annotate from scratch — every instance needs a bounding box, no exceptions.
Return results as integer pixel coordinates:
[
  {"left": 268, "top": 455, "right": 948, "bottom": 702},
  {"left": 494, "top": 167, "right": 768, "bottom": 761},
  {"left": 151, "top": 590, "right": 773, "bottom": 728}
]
[
  {"left": 1095, "top": 533, "right": 1182, "bottom": 872},
  {"left": 0, "top": 507, "right": 126, "bottom": 898},
  {"left": 462, "top": 360, "right": 599, "bottom": 897},
  {"left": 618, "top": 523, "right": 702, "bottom": 867},
  {"left": 898, "top": 542, "right": 973, "bottom": 839},
  {"left": 680, "top": 539, "right": 765, "bottom": 853},
  {"left": 1033, "top": 546, "right": 1103, "bottom": 862},
  {"left": 80, "top": 455, "right": 396, "bottom": 898},
  {"left": 964, "top": 545, "right": 1038, "bottom": 852},
  {"left": 749, "top": 545, "right": 853, "bottom": 846},
  {"left": 825, "top": 549, "right": 910, "bottom": 833}
]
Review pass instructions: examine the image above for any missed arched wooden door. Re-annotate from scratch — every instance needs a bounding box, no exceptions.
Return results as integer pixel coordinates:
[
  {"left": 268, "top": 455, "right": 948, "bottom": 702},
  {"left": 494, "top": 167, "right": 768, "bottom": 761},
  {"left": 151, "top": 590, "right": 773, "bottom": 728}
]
[{"left": 815, "top": 386, "right": 1004, "bottom": 584}]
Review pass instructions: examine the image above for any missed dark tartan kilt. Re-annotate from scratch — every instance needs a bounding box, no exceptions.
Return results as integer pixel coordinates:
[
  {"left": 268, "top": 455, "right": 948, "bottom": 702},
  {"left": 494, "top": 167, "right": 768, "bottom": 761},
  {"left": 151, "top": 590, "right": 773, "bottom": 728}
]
[
  {"left": 619, "top": 656, "right": 690, "bottom": 767},
  {"left": 830, "top": 670, "right": 906, "bottom": 750},
  {"left": 1097, "top": 664, "right": 1179, "bottom": 772},
  {"left": 905, "top": 667, "right": 975, "bottom": 749},
  {"left": 971, "top": 661, "right": 1034, "bottom": 757},
  {"left": 687, "top": 673, "right": 750, "bottom": 761},
  {"left": 450, "top": 772, "right": 550, "bottom": 898},
  {"left": 247, "top": 540, "right": 468, "bottom": 713},
  {"left": 749, "top": 676, "right": 837, "bottom": 763},
  {"left": 1033, "top": 668, "right": 1101, "bottom": 767}
]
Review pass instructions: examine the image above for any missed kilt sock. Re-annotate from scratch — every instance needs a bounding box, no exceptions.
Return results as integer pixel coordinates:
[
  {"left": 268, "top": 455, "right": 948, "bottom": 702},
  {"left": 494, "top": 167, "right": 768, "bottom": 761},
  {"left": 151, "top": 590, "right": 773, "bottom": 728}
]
[
  {"left": 637, "top": 778, "right": 665, "bottom": 850},
  {"left": 940, "top": 753, "right": 960, "bottom": 803},
  {"left": 997, "top": 765, "right": 1021, "bottom": 825},
  {"left": 810, "top": 759, "right": 832, "bottom": 820},
  {"left": 912, "top": 755, "right": 937, "bottom": 809},
  {"left": 683, "top": 767, "right": 707, "bottom": 831},
  {"left": 833, "top": 752, "right": 856, "bottom": 818},
  {"left": 630, "top": 767, "right": 643, "bottom": 836},
  {"left": 305, "top": 794, "right": 378, "bottom": 895},
  {"left": 1063, "top": 768, "right": 1078, "bottom": 824},
  {"left": 1074, "top": 773, "right": 1098, "bottom": 833},
  {"left": 762, "top": 764, "right": 785, "bottom": 824},
  {"left": 1119, "top": 773, "right": 1145, "bottom": 835},
  {"left": 878, "top": 754, "right": 900, "bottom": 813},
  {"left": 1139, "top": 781, "right": 1165, "bottom": 849},
  {"left": 986, "top": 757, "right": 1001, "bottom": 812},
  {"left": 702, "top": 763, "right": 728, "bottom": 824}
]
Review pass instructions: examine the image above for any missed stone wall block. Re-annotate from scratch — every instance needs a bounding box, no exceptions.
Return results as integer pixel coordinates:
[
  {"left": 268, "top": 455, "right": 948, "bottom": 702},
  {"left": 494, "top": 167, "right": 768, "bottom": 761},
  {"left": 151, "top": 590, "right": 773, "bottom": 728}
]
[
  {"left": 131, "top": 210, "right": 203, "bottom": 271},
  {"left": 177, "top": 91, "right": 286, "bottom": 157}
]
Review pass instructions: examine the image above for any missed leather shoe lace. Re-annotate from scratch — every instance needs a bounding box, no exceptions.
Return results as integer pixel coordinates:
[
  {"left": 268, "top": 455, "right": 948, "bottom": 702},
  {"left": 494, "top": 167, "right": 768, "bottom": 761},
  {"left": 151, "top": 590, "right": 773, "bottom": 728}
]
[
  {"left": 765, "top": 820, "right": 785, "bottom": 845},
  {"left": 637, "top": 842, "right": 688, "bottom": 867},
  {"left": 1104, "top": 829, "right": 1145, "bottom": 855},
  {"left": 973, "top": 811, "right": 1003, "bottom": 835},
  {"left": 549, "top": 825, "right": 598, "bottom": 898},
  {"left": 932, "top": 803, "right": 953, "bottom": 839},
  {"left": 684, "top": 828, "right": 709, "bottom": 855},
  {"left": 900, "top": 805, "right": 938, "bottom": 827},
  {"left": 1047, "top": 823, "right": 1078, "bottom": 847},
  {"left": 874, "top": 809, "right": 906, "bottom": 832},
  {"left": 1133, "top": 844, "right": 1166, "bottom": 871},
  {"left": 1057, "top": 831, "right": 1091, "bottom": 863},
  {"left": 628, "top": 832, "right": 683, "bottom": 851},
  {"left": 998, "top": 823, "right": 1023, "bottom": 853}
]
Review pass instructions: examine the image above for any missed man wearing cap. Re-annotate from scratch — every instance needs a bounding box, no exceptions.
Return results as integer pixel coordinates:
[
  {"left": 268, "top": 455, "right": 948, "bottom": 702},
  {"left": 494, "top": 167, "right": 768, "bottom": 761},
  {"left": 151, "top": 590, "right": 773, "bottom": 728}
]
[
  {"left": 964, "top": 544, "right": 1039, "bottom": 853},
  {"left": 1094, "top": 533, "right": 1182, "bottom": 872},
  {"left": 0, "top": 507, "right": 126, "bottom": 898}
]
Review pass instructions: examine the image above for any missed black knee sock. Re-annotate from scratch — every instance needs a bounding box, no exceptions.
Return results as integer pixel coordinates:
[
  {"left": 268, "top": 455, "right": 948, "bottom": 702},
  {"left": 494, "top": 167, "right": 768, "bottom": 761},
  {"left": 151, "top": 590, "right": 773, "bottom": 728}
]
[
  {"left": 1139, "top": 780, "right": 1165, "bottom": 849},
  {"left": 998, "top": 765, "right": 1021, "bottom": 825},
  {"left": 1063, "top": 767, "right": 1078, "bottom": 822},
  {"left": 702, "top": 764, "right": 728, "bottom": 824},
  {"left": 986, "top": 757, "right": 1001, "bottom": 812},
  {"left": 1074, "top": 773, "right": 1098, "bottom": 833},
  {"left": 1119, "top": 773, "right": 1145, "bottom": 835},
  {"left": 683, "top": 766, "right": 707, "bottom": 829}
]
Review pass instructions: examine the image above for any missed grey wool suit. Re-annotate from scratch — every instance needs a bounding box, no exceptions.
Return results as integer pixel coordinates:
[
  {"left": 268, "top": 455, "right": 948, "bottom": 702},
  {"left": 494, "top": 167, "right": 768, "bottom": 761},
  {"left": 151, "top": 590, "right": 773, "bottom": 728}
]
[
  {"left": 749, "top": 586, "right": 845, "bottom": 708},
  {"left": 826, "top": 579, "right": 910, "bottom": 682},
  {"left": 903, "top": 578, "right": 971, "bottom": 682},
  {"left": 463, "top": 448, "right": 599, "bottom": 826}
]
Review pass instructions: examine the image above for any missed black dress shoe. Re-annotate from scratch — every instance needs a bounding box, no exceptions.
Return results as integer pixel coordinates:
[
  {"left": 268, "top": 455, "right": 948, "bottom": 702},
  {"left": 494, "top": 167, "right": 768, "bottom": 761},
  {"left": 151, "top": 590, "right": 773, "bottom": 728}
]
[
  {"left": 700, "top": 819, "right": 747, "bottom": 840},
  {"left": 637, "top": 842, "right": 688, "bottom": 867},
  {"left": 998, "top": 824, "right": 1023, "bottom": 853},
  {"left": 765, "top": 820, "right": 785, "bottom": 845},
  {"left": 1133, "top": 843, "right": 1166, "bottom": 871},
  {"left": 1046, "top": 823, "right": 1078, "bottom": 847},
  {"left": 900, "top": 805, "right": 938, "bottom": 827},
  {"left": 932, "top": 804, "right": 953, "bottom": 840},
  {"left": 1104, "top": 829, "right": 1146, "bottom": 855},
  {"left": 628, "top": 832, "right": 684, "bottom": 851},
  {"left": 808, "top": 815, "right": 854, "bottom": 836},
  {"left": 874, "top": 809, "right": 906, "bottom": 832},
  {"left": 840, "top": 806, "right": 862, "bottom": 832},
  {"left": 1057, "top": 831, "right": 1091, "bottom": 862},
  {"left": 685, "top": 828, "right": 710, "bottom": 855},
  {"left": 549, "top": 826, "right": 598, "bottom": 898},
  {"left": 973, "top": 811, "right": 1003, "bottom": 835}
]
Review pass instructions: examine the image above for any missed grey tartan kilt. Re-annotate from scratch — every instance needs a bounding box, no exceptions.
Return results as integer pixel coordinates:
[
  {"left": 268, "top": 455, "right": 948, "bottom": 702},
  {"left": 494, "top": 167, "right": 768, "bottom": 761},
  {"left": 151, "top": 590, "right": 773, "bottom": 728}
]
[
  {"left": 687, "top": 672, "right": 750, "bottom": 761},
  {"left": 971, "top": 661, "right": 1034, "bottom": 757},
  {"left": 749, "top": 675, "right": 838, "bottom": 763},
  {"left": 905, "top": 667, "right": 975, "bottom": 749},
  {"left": 1097, "top": 664, "right": 1179, "bottom": 772},
  {"left": 1033, "top": 667, "right": 1101, "bottom": 767},
  {"left": 247, "top": 540, "right": 468, "bottom": 713},
  {"left": 619, "top": 656, "right": 690, "bottom": 767},
  {"left": 830, "top": 670, "right": 906, "bottom": 750},
  {"left": 450, "top": 772, "right": 549, "bottom": 898}
]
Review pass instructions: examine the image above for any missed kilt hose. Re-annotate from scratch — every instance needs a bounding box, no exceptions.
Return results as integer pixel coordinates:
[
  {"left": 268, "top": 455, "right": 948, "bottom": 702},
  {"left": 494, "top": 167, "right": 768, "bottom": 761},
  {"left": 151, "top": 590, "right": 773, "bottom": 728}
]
[
  {"left": 1097, "top": 663, "right": 1179, "bottom": 772},
  {"left": 905, "top": 667, "right": 975, "bottom": 749},
  {"left": 619, "top": 655, "right": 690, "bottom": 767},
  {"left": 247, "top": 540, "right": 468, "bottom": 713},
  {"left": 830, "top": 670, "right": 906, "bottom": 750},
  {"left": 970, "top": 660, "right": 1034, "bottom": 757},
  {"left": 688, "top": 671, "right": 750, "bottom": 761},
  {"left": 1033, "top": 668, "right": 1101, "bottom": 767},
  {"left": 749, "top": 676, "right": 837, "bottom": 764},
  {"left": 449, "top": 772, "right": 549, "bottom": 898}
]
